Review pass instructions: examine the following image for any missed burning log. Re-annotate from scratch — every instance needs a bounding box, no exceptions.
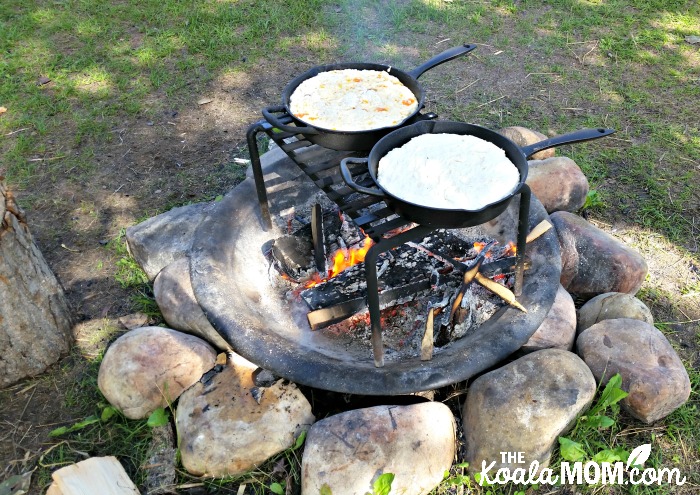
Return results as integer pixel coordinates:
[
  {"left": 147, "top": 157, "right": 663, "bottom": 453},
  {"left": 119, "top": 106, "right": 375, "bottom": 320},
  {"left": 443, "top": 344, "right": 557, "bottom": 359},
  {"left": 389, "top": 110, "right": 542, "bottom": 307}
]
[
  {"left": 269, "top": 235, "right": 314, "bottom": 281},
  {"left": 450, "top": 220, "right": 550, "bottom": 313},
  {"left": 304, "top": 257, "right": 529, "bottom": 330},
  {"left": 306, "top": 279, "right": 430, "bottom": 330},
  {"left": 301, "top": 242, "right": 451, "bottom": 311},
  {"left": 447, "top": 241, "right": 494, "bottom": 323}
]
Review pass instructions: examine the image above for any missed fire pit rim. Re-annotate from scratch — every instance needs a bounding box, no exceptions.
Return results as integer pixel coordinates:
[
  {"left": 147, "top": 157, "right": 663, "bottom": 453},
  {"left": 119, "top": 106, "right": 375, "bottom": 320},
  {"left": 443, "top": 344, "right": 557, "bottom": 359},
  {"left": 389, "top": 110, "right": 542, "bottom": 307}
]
[{"left": 189, "top": 156, "right": 562, "bottom": 395}]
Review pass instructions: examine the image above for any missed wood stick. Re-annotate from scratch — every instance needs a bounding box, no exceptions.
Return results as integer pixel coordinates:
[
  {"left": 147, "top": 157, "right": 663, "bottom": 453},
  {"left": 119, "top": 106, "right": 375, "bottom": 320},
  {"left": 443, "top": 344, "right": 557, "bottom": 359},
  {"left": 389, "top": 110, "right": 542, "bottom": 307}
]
[
  {"left": 474, "top": 272, "right": 527, "bottom": 312},
  {"left": 526, "top": 219, "right": 552, "bottom": 244},
  {"left": 421, "top": 309, "right": 435, "bottom": 361}
]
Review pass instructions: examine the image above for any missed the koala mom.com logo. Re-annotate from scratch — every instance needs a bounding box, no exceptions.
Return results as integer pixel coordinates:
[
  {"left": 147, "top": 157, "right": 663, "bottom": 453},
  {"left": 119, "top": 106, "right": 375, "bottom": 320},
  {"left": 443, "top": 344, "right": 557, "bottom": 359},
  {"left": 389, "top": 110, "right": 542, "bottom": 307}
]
[{"left": 479, "top": 444, "right": 687, "bottom": 487}]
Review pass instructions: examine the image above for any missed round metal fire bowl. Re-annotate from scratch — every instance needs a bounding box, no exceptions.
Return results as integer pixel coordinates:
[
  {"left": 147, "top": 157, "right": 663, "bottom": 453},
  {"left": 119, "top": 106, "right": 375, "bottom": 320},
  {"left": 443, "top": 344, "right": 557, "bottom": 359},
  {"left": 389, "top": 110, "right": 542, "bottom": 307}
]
[{"left": 190, "top": 152, "right": 562, "bottom": 395}]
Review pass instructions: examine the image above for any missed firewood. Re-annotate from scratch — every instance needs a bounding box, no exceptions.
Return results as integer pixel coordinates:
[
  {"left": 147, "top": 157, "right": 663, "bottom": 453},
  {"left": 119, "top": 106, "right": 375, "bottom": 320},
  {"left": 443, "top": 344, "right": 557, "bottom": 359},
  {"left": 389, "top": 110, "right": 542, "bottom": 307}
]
[
  {"left": 474, "top": 272, "right": 527, "bottom": 313},
  {"left": 526, "top": 219, "right": 553, "bottom": 244},
  {"left": 421, "top": 308, "right": 435, "bottom": 361},
  {"left": 51, "top": 456, "right": 140, "bottom": 495}
]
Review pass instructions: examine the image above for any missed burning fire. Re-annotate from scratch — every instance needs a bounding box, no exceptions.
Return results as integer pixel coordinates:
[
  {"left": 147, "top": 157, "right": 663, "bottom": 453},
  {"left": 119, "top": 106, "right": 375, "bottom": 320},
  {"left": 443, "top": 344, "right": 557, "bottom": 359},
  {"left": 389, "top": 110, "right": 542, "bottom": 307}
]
[
  {"left": 304, "top": 236, "right": 374, "bottom": 288},
  {"left": 329, "top": 236, "right": 374, "bottom": 278},
  {"left": 473, "top": 240, "right": 517, "bottom": 258},
  {"left": 473, "top": 241, "right": 493, "bottom": 259}
]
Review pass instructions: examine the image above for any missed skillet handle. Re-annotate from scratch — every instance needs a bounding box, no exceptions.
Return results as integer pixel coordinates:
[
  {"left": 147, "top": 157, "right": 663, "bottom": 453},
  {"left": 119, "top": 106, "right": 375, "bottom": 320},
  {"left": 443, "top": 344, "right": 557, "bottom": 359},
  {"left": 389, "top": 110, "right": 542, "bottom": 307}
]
[
  {"left": 340, "top": 158, "right": 387, "bottom": 198},
  {"left": 262, "top": 105, "right": 320, "bottom": 135},
  {"left": 407, "top": 44, "right": 477, "bottom": 79},
  {"left": 521, "top": 128, "right": 616, "bottom": 159}
]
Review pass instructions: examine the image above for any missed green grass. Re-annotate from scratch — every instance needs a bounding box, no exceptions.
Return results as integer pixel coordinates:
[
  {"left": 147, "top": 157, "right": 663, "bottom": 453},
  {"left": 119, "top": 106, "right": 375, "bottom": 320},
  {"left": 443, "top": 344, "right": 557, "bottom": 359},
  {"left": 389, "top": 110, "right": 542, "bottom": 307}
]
[
  {"left": 384, "top": 0, "right": 700, "bottom": 252},
  {"left": 0, "top": 0, "right": 331, "bottom": 187},
  {"left": 32, "top": 354, "right": 155, "bottom": 491}
]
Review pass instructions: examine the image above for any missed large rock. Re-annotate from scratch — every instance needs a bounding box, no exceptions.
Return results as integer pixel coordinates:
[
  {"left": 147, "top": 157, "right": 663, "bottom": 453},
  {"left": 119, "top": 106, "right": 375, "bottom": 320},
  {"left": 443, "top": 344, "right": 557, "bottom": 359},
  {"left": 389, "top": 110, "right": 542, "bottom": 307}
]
[
  {"left": 577, "top": 292, "right": 653, "bottom": 334},
  {"left": 98, "top": 326, "right": 216, "bottom": 419},
  {"left": 499, "top": 126, "right": 555, "bottom": 160},
  {"left": 154, "top": 258, "right": 230, "bottom": 350},
  {"left": 550, "top": 211, "right": 647, "bottom": 299},
  {"left": 126, "top": 202, "right": 216, "bottom": 280},
  {"left": 176, "top": 352, "right": 314, "bottom": 477},
  {"left": 526, "top": 157, "right": 589, "bottom": 213},
  {"left": 302, "top": 402, "right": 455, "bottom": 495},
  {"left": 521, "top": 285, "right": 576, "bottom": 352},
  {"left": 1, "top": 180, "right": 73, "bottom": 388},
  {"left": 463, "top": 349, "right": 595, "bottom": 473},
  {"left": 577, "top": 319, "right": 691, "bottom": 423}
]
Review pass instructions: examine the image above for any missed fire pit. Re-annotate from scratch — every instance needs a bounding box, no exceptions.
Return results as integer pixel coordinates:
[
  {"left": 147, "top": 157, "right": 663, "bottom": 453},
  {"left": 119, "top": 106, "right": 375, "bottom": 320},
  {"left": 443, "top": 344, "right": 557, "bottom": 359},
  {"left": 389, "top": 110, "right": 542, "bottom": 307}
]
[{"left": 189, "top": 125, "right": 562, "bottom": 394}]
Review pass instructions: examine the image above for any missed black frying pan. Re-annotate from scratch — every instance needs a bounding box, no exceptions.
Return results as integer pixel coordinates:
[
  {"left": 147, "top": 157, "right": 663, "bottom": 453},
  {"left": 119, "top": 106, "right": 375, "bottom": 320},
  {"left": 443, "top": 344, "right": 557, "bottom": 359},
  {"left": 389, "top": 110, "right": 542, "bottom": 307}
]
[
  {"left": 262, "top": 44, "right": 477, "bottom": 151},
  {"left": 340, "top": 121, "right": 614, "bottom": 228}
]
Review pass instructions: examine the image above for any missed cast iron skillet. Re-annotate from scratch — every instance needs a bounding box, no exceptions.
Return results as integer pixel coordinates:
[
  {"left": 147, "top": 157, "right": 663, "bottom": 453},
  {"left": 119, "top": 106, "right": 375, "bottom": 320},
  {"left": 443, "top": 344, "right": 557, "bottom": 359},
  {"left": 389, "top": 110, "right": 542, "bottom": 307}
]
[
  {"left": 340, "top": 121, "right": 614, "bottom": 228},
  {"left": 261, "top": 44, "right": 477, "bottom": 151}
]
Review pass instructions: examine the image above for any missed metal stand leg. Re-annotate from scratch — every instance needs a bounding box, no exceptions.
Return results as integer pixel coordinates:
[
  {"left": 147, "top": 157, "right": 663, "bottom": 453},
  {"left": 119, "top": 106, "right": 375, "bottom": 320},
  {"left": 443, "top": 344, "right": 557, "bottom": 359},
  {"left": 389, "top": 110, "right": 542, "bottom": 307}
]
[
  {"left": 247, "top": 122, "right": 272, "bottom": 230},
  {"left": 365, "top": 225, "right": 435, "bottom": 367},
  {"left": 514, "top": 184, "right": 531, "bottom": 296}
]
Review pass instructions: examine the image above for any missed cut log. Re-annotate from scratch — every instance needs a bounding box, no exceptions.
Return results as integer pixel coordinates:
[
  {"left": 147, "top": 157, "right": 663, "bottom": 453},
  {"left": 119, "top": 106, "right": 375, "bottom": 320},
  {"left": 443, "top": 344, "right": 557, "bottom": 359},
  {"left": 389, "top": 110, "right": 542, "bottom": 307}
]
[
  {"left": 0, "top": 179, "right": 73, "bottom": 388},
  {"left": 51, "top": 456, "right": 140, "bottom": 495}
]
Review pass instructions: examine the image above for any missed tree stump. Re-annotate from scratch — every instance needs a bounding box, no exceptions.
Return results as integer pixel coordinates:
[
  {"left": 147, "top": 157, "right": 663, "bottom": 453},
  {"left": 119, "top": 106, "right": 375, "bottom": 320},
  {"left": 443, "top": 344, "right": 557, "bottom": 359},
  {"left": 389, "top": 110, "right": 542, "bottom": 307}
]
[{"left": 1, "top": 178, "right": 73, "bottom": 388}]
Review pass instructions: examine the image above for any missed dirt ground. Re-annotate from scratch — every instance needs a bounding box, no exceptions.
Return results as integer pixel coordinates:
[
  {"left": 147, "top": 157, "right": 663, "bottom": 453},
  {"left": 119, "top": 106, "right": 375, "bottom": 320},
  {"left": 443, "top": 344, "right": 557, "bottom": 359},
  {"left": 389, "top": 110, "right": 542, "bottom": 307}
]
[{"left": 2, "top": 9, "right": 699, "bottom": 494}]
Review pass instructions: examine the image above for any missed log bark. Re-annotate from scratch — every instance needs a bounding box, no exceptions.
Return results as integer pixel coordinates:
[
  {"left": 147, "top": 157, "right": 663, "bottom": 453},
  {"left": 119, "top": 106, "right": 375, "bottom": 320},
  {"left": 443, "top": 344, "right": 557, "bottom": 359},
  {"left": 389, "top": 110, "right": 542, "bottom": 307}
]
[{"left": 0, "top": 178, "right": 73, "bottom": 388}]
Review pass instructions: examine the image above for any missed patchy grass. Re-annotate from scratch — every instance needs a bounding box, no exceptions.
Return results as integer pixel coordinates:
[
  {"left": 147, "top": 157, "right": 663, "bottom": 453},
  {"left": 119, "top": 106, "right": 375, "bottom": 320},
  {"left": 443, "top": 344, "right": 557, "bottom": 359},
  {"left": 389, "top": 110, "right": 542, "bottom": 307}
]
[
  {"left": 0, "top": 0, "right": 331, "bottom": 187},
  {"left": 30, "top": 354, "right": 155, "bottom": 492}
]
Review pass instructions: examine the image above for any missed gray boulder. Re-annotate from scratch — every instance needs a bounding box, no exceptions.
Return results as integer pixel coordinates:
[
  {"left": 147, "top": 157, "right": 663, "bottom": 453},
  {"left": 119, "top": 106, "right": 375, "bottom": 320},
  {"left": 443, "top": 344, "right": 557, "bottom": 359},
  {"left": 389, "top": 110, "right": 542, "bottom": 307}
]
[
  {"left": 154, "top": 258, "right": 230, "bottom": 350},
  {"left": 463, "top": 349, "right": 595, "bottom": 473},
  {"left": 98, "top": 326, "right": 217, "bottom": 419},
  {"left": 126, "top": 201, "right": 216, "bottom": 280},
  {"left": 577, "top": 318, "right": 690, "bottom": 423},
  {"left": 521, "top": 285, "right": 577, "bottom": 352},
  {"left": 526, "top": 157, "right": 589, "bottom": 213},
  {"left": 301, "top": 402, "right": 456, "bottom": 495},
  {"left": 176, "top": 352, "right": 314, "bottom": 477},
  {"left": 499, "top": 126, "right": 555, "bottom": 160},
  {"left": 550, "top": 211, "right": 647, "bottom": 300},
  {"left": 577, "top": 292, "right": 653, "bottom": 334}
]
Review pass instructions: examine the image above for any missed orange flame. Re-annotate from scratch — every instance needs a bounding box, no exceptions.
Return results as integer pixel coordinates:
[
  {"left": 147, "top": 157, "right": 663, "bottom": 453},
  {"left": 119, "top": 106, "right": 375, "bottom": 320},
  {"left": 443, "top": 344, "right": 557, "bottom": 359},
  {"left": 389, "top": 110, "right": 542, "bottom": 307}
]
[
  {"left": 329, "top": 237, "right": 374, "bottom": 278},
  {"left": 303, "top": 236, "right": 374, "bottom": 288},
  {"left": 473, "top": 241, "right": 493, "bottom": 259},
  {"left": 504, "top": 241, "right": 517, "bottom": 257},
  {"left": 303, "top": 272, "right": 324, "bottom": 288}
]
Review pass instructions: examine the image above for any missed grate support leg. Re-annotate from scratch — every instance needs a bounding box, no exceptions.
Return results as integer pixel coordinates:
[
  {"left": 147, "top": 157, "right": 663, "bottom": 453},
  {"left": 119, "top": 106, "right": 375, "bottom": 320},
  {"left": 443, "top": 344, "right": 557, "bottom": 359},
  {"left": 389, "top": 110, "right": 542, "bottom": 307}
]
[
  {"left": 365, "top": 225, "right": 435, "bottom": 367},
  {"left": 247, "top": 122, "right": 272, "bottom": 230},
  {"left": 514, "top": 184, "right": 531, "bottom": 296}
]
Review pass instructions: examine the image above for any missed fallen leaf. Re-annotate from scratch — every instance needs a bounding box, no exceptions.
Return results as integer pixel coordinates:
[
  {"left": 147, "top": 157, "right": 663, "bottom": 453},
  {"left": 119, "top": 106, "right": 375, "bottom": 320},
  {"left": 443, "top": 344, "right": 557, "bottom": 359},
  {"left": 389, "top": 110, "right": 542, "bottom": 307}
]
[
  {"left": 37, "top": 76, "right": 51, "bottom": 86},
  {"left": 0, "top": 107, "right": 7, "bottom": 116},
  {"left": 118, "top": 312, "right": 149, "bottom": 329},
  {"left": 685, "top": 35, "right": 700, "bottom": 44},
  {"left": 197, "top": 97, "right": 213, "bottom": 105}
]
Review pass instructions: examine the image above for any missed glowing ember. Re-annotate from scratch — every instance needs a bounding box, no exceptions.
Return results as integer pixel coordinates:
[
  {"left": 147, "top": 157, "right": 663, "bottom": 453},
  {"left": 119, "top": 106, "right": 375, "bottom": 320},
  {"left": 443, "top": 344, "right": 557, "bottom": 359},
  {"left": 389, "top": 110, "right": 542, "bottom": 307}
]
[{"left": 503, "top": 241, "right": 517, "bottom": 257}]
